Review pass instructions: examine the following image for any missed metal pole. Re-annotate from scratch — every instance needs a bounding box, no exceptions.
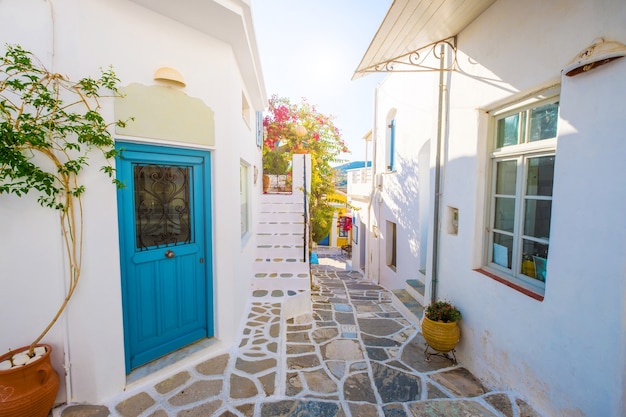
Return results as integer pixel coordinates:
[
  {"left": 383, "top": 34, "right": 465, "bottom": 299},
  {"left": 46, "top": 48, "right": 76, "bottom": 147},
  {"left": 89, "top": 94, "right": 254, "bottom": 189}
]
[{"left": 431, "top": 43, "right": 445, "bottom": 305}]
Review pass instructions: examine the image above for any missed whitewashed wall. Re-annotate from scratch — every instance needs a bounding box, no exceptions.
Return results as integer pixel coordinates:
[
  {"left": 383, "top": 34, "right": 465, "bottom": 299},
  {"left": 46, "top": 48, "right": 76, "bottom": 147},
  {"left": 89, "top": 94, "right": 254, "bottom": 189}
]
[
  {"left": 0, "top": 0, "right": 263, "bottom": 405},
  {"left": 370, "top": 72, "right": 438, "bottom": 290},
  {"left": 437, "top": 1, "right": 626, "bottom": 416}
]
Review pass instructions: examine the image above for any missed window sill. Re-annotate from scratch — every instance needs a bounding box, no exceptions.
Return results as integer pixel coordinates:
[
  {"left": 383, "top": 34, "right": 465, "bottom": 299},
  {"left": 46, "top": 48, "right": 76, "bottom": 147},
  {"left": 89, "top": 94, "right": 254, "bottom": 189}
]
[{"left": 474, "top": 268, "right": 544, "bottom": 301}]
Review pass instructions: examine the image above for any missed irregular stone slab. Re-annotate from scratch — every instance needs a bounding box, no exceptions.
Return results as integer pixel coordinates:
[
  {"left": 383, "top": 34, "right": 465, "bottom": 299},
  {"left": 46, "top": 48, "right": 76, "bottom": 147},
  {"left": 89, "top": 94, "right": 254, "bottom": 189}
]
[
  {"left": 287, "top": 344, "right": 315, "bottom": 354},
  {"left": 335, "top": 312, "right": 356, "bottom": 325},
  {"left": 333, "top": 303, "right": 353, "bottom": 312},
  {"left": 516, "top": 398, "right": 542, "bottom": 417},
  {"left": 261, "top": 400, "right": 341, "bottom": 417},
  {"left": 235, "top": 357, "right": 277, "bottom": 374},
  {"left": 344, "top": 372, "right": 377, "bottom": 403},
  {"left": 426, "top": 382, "right": 450, "bottom": 399},
  {"left": 177, "top": 399, "right": 222, "bottom": 417},
  {"left": 286, "top": 372, "right": 303, "bottom": 396},
  {"left": 259, "top": 372, "right": 276, "bottom": 395},
  {"left": 430, "top": 367, "right": 487, "bottom": 398},
  {"left": 349, "top": 402, "right": 380, "bottom": 417},
  {"left": 270, "top": 323, "right": 280, "bottom": 338},
  {"left": 407, "top": 399, "right": 498, "bottom": 416},
  {"left": 382, "top": 403, "right": 407, "bottom": 417},
  {"left": 230, "top": 374, "right": 258, "bottom": 399},
  {"left": 287, "top": 354, "right": 321, "bottom": 370},
  {"left": 168, "top": 380, "right": 222, "bottom": 406},
  {"left": 371, "top": 362, "right": 420, "bottom": 403},
  {"left": 312, "top": 327, "right": 339, "bottom": 343},
  {"left": 322, "top": 339, "right": 363, "bottom": 361},
  {"left": 355, "top": 304, "right": 382, "bottom": 313},
  {"left": 115, "top": 392, "right": 155, "bottom": 417},
  {"left": 400, "top": 334, "right": 455, "bottom": 372},
  {"left": 154, "top": 371, "right": 191, "bottom": 394},
  {"left": 350, "top": 362, "right": 368, "bottom": 372},
  {"left": 361, "top": 334, "right": 401, "bottom": 347},
  {"left": 327, "top": 361, "right": 346, "bottom": 379},
  {"left": 147, "top": 410, "right": 168, "bottom": 417},
  {"left": 195, "top": 353, "right": 229, "bottom": 376},
  {"left": 303, "top": 369, "right": 337, "bottom": 393},
  {"left": 287, "top": 332, "right": 311, "bottom": 343},
  {"left": 366, "top": 347, "right": 388, "bottom": 361},
  {"left": 385, "top": 360, "right": 411, "bottom": 372},
  {"left": 484, "top": 393, "right": 513, "bottom": 417},
  {"left": 60, "top": 404, "right": 110, "bottom": 417},
  {"left": 235, "top": 403, "right": 256, "bottom": 417}
]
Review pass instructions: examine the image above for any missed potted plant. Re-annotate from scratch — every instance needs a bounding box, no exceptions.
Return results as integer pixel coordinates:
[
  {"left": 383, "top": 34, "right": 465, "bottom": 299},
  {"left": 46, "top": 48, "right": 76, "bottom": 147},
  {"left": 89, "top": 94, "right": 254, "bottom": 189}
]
[
  {"left": 0, "top": 45, "right": 126, "bottom": 416},
  {"left": 421, "top": 299, "right": 462, "bottom": 354}
]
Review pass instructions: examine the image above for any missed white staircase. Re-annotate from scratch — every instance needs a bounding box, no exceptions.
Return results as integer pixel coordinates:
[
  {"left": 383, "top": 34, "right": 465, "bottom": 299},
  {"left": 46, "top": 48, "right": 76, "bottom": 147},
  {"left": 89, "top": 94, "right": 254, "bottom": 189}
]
[{"left": 251, "top": 154, "right": 312, "bottom": 319}]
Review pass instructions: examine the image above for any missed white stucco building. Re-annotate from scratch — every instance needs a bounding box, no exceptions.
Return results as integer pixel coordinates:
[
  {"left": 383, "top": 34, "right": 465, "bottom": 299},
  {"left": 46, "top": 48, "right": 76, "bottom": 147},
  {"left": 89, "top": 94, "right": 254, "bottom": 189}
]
[
  {"left": 357, "top": 1, "right": 626, "bottom": 416},
  {"left": 0, "top": 0, "right": 266, "bottom": 406}
]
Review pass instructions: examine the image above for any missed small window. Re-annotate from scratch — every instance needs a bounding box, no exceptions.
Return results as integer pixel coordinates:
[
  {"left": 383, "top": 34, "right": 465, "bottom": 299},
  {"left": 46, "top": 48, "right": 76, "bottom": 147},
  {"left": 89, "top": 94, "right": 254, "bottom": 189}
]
[{"left": 486, "top": 92, "right": 559, "bottom": 295}]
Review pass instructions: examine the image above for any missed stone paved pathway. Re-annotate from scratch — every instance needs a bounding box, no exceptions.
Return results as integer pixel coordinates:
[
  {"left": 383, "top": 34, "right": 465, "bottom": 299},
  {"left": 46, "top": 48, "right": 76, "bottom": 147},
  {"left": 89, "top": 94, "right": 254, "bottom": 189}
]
[{"left": 60, "top": 254, "right": 542, "bottom": 417}]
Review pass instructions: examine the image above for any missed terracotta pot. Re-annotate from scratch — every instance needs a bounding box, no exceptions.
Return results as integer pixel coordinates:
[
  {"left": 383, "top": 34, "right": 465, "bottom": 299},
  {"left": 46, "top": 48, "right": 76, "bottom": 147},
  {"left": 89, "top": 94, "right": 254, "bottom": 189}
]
[
  {"left": 262, "top": 174, "right": 270, "bottom": 193},
  {"left": 0, "top": 344, "right": 60, "bottom": 417},
  {"left": 421, "top": 316, "right": 460, "bottom": 352}
]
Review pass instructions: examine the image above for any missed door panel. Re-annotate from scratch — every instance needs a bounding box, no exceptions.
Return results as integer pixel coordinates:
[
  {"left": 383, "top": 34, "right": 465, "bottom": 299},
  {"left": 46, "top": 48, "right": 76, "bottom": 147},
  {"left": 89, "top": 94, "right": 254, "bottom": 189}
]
[{"left": 116, "top": 142, "right": 213, "bottom": 372}]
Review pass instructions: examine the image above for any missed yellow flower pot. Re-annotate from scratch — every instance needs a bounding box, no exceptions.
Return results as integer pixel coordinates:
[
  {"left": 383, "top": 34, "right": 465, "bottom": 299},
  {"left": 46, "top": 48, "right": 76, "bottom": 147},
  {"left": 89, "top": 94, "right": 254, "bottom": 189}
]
[{"left": 421, "top": 316, "right": 461, "bottom": 353}]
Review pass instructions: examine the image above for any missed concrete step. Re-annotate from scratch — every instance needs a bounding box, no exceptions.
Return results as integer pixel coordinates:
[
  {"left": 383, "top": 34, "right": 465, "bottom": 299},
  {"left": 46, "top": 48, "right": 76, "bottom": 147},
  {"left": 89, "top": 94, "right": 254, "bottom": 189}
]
[
  {"left": 391, "top": 289, "right": 424, "bottom": 326},
  {"left": 257, "top": 233, "right": 304, "bottom": 246},
  {"left": 255, "top": 243, "right": 305, "bottom": 259},
  {"left": 257, "top": 221, "right": 304, "bottom": 234}
]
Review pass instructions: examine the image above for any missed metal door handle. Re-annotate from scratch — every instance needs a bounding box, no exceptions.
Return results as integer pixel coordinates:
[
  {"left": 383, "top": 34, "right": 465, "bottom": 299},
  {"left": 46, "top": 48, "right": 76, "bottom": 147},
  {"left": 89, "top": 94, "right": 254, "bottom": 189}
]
[{"left": 164, "top": 250, "right": 175, "bottom": 258}]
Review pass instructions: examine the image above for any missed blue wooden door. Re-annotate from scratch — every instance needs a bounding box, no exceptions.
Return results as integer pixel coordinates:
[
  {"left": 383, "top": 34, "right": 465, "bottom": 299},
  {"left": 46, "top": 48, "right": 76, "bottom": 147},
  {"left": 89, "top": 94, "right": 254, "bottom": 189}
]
[{"left": 116, "top": 142, "right": 213, "bottom": 372}]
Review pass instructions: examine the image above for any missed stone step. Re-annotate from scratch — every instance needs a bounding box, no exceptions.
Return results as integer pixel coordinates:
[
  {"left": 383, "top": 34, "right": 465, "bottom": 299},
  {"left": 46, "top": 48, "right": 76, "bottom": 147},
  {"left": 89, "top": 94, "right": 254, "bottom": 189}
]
[
  {"left": 406, "top": 279, "right": 425, "bottom": 304},
  {"left": 391, "top": 289, "right": 424, "bottom": 326}
]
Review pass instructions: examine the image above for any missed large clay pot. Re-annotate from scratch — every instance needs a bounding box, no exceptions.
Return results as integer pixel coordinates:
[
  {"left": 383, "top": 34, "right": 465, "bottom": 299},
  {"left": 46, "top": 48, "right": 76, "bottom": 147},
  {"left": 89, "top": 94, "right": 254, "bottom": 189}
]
[
  {"left": 421, "top": 316, "right": 461, "bottom": 352},
  {"left": 0, "top": 344, "right": 60, "bottom": 417}
]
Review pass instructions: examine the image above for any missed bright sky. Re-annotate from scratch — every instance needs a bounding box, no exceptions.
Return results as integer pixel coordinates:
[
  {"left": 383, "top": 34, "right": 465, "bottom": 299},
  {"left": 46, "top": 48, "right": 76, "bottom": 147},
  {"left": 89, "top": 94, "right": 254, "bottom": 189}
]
[{"left": 251, "top": 0, "right": 392, "bottom": 163}]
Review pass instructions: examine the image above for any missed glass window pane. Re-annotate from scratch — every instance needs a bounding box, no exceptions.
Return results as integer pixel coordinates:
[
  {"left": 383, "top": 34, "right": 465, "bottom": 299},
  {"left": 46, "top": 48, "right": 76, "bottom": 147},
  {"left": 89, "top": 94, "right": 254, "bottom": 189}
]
[
  {"left": 529, "top": 102, "right": 559, "bottom": 142},
  {"left": 134, "top": 165, "right": 191, "bottom": 250},
  {"left": 521, "top": 240, "right": 549, "bottom": 282},
  {"left": 496, "top": 114, "right": 520, "bottom": 148},
  {"left": 526, "top": 156, "right": 554, "bottom": 196},
  {"left": 493, "top": 233, "right": 513, "bottom": 268},
  {"left": 524, "top": 199, "right": 552, "bottom": 239},
  {"left": 495, "top": 160, "right": 517, "bottom": 195},
  {"left": 494, "top": 197, "right": 515, "bottom": 233}
]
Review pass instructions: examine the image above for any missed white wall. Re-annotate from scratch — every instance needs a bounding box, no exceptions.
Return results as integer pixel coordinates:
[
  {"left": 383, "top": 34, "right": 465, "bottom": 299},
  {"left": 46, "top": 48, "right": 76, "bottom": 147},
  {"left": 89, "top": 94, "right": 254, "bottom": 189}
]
[
  {"left": 434, "top": 1, "right": 626, "bottom": 416},
  {"left": 0, "top": 0, "right": 263, "bottom": 405},
  {"left": 371, "top": 71, "right": 438, "bottom": 290}
]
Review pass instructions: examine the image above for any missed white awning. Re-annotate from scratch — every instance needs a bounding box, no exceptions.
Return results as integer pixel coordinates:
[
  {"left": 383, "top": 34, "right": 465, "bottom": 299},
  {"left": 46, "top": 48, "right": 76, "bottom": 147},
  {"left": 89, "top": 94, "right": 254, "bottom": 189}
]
[{"left": 353, "top": 0, "right": 496, "bottom": 79}]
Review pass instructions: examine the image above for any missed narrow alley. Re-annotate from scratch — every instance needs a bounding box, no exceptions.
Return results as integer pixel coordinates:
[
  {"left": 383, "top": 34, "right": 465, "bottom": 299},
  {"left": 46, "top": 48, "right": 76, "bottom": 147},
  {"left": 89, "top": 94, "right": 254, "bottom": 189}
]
[{"left": 60, "top": 250, "right": 541, "bottom": 417}]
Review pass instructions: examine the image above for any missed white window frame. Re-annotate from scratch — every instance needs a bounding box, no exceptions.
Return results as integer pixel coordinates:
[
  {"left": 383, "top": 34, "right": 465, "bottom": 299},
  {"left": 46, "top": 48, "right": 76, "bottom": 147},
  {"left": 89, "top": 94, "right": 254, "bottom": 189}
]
[
  {"left": 484, "top": 90, "right": 559, "bottom": 296},
  {"left": 240, "top": 162, "right": 250, "bottom": 238}
]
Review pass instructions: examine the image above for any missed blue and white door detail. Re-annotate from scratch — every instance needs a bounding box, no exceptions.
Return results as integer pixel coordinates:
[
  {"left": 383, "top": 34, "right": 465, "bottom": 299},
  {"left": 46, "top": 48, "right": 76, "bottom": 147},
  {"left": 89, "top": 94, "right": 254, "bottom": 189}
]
[{"left": 116, "top": 142, "right": 213, "bottom": 372}]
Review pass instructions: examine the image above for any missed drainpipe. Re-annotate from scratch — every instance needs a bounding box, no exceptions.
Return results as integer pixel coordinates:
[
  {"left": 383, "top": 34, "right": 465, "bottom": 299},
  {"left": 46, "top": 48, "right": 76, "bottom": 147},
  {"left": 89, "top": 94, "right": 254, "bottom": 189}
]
[
  {"left": 366, "top": 87, "right": 379, "bottom": 283},
  {"left": 430, "top": 44, "right": 446, "bottom": 305}
]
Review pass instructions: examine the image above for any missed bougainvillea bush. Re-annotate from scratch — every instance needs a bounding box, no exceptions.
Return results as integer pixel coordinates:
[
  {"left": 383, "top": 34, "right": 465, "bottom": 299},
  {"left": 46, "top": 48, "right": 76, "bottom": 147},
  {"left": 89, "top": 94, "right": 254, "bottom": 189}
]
[{"left": 263, "top": 95, "right": 349, "bottom": 242}]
